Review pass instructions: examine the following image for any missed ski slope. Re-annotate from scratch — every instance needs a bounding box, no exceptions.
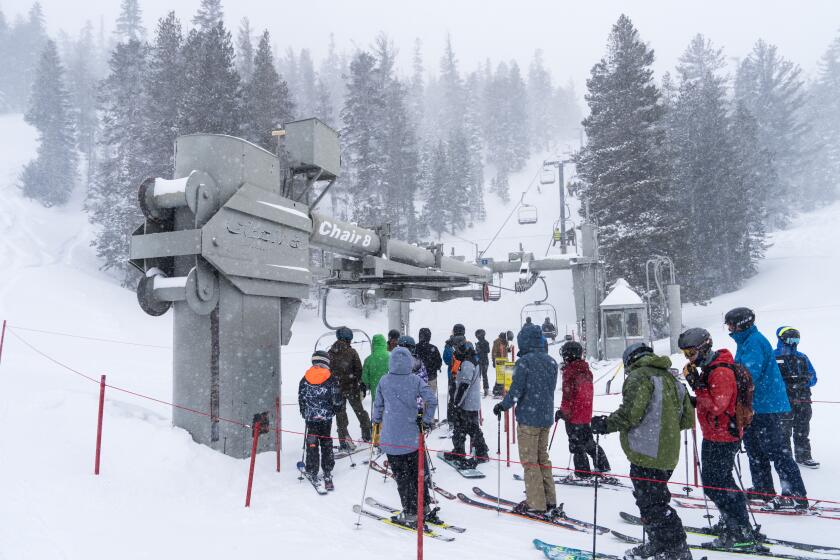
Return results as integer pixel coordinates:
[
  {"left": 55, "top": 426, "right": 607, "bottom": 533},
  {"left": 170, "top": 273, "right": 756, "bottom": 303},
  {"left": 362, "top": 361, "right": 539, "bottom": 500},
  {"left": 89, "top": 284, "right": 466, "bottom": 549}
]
[{"left": 1, "top": 113, "right": 839, "bottom": 559}]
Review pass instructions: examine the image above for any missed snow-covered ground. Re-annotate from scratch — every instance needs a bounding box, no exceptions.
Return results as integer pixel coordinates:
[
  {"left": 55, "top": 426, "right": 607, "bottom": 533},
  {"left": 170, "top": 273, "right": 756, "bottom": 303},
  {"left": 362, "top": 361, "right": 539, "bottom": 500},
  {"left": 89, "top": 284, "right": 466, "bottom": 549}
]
[{"left": 1, "top": 112, "right": 839, "bottom": 559}]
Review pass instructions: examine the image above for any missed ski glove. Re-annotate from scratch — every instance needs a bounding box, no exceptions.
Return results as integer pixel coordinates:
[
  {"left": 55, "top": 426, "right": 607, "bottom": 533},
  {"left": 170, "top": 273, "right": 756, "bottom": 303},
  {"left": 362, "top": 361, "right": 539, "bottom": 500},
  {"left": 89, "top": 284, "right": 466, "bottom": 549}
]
[
  {"left": 492, "top": 403, "right": 505, "bottom": 417},
  {"left": 682, "top": 364, "right": 702, "bottom": 390},
  {"left": 554, "top": 409, "right": 566, "bottom": 423},
  {"left": 590, "top": 415, "right": 609, "bottom": 435},
  {"left": 360, "top": 383, "right": 368, "bottom": 399}
]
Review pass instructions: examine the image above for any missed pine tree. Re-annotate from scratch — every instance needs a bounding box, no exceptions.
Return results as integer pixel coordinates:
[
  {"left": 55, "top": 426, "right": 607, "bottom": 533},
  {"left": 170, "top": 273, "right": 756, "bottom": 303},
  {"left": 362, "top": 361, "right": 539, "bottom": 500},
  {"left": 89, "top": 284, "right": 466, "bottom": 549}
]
[
  {"left": 408, "top": 38, "right": 425, "bottom": 131},
  {"left": 313, "top": 77, "right": 335, "bottom": 127},
  {"left": 242, "top": 30, "right": 294, "bottom": 150},
  {"left": 576, "top": 14, "right": 669, "bottom": 289},
  {"left": 141, "top": 11, "right": 184, "bottom": 178},
  {"left": 490, "top": 166, "right": 510, "bottom": 203},
  {"left": 421, "top": 140, "right": 449, "bottom": 236},
  {"left": 178, "top": 21, "right": 241, "bottom": 135},
  {"left": 235, "top": 17, "right": 254, "bottom": 82},
  {"left": 20, "top": 39, "right": 77, "bottom": 206},
  {"left": 484, "top": 61, "right": 529, "bottom": 175},
  {"left": 735, "top": 40, "right": 807, "bottom": 226},
  {"left": 193, "top": 0, "right": 224, "bottom": 32},
  {"left": 297, "top": 48, "right": 317, "bottom": 117},
  {"left": 65, "top": 21, "right": 99, "bottom": 181},
  {"left": 318, "top": 33, "right": 346, "bottom": 127},
  {"left": 438, "top": 34, "right": 464, "bottom": 138},
  {"left": 87, "top": 39, "right": 148, "bottom": 285},
  {"left": 4, "top": 3, "right": 48, "bottom": 111},
  {"left": 115, "top": 0, "right": 145, "bottom": 42},
  {"left": 528, "top": 49, "right": 554, "bottom": 152}
]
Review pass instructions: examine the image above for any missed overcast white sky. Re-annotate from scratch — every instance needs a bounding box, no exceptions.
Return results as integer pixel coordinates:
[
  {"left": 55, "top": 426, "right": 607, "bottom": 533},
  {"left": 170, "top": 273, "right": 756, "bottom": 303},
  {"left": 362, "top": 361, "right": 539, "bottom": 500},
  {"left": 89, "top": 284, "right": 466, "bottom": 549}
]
[{"left": 4, "top": 0, "right": 840, "bottom": 93}]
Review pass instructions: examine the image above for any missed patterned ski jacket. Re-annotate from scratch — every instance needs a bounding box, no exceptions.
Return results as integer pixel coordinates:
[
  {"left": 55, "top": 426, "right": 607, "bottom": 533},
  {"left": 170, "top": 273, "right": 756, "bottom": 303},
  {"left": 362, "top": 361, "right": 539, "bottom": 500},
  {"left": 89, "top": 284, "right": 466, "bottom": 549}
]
[
  {"left": 774, "top": 341, "right": 817, "bottom": 399},
  {"left": 298, "top": 365, "right": 342, "bottom": 421}
]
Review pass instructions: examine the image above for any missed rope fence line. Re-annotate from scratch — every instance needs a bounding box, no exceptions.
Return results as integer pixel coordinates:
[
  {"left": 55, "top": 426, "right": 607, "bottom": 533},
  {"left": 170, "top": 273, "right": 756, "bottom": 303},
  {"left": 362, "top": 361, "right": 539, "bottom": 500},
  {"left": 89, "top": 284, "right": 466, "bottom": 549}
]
[{"left": 6, "top": 324, "right": 840, "bottom": 508}]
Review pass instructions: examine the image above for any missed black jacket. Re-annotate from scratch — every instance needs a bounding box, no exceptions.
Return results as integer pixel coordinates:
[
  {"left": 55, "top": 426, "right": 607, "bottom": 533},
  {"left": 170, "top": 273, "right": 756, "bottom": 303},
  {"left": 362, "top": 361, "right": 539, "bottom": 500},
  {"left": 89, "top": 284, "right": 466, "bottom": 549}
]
[
  {"left": 475, "top": 337, "right": 490, "bottom": 365},
  {"left": 416, "top": 341, "right": 442, "bottom": 381}
]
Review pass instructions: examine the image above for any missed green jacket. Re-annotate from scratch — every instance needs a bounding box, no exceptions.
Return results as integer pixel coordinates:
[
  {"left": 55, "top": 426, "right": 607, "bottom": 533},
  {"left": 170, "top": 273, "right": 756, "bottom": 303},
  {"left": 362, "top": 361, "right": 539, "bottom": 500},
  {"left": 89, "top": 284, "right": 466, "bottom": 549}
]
[
  {"left": 362, "top": 334, "right": 390, "bottom": 400},
  {"left": 604, "top": 354, "right": 695, "bottom": 470}
]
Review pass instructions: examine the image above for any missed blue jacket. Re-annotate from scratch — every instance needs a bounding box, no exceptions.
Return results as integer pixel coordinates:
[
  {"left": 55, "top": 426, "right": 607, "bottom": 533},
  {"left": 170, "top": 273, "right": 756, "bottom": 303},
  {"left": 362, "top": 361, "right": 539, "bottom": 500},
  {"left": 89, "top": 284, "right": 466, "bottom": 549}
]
[
  {"left": 372, "top": 347, "right": 438, "bottom": 455},
  {"left": 774, "top": 341, "right": 817, "bottom": 388},
  {"left": 499, "top": 324, "right": 558, "bottom": 427},
  {"left": 443, "top": 340, "right": 478, "bottom": 380},
  {"left": 730, "top": 326, "right": 790, "bottom": 414}
]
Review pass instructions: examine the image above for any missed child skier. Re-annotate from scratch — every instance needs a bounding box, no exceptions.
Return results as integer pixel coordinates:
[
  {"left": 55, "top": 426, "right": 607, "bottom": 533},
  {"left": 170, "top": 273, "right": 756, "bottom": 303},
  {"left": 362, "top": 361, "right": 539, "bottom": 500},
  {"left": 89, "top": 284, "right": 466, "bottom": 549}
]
[
  {"left": 775, "top": 326, "right": 819, "bottom": 468},
  {"left": 555, "top": 340, "right": 610, "bottom": 477},
  {"left": 444, "top": 336, "right": 489, "bottom": 467},
  {"left": 298, "top": 350, "right": 342, "bottom": 490}
]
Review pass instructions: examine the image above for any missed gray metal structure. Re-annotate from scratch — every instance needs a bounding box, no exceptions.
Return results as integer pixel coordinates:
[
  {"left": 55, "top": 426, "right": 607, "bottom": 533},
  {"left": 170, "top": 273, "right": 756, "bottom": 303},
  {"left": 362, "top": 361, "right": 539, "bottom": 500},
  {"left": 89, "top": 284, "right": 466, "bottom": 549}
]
[
  {"left": 129, "top": 126, "right": 607, "bottom": 458},
  {"left": 644, "top": 255, "right": 683, "bottom": 354}
]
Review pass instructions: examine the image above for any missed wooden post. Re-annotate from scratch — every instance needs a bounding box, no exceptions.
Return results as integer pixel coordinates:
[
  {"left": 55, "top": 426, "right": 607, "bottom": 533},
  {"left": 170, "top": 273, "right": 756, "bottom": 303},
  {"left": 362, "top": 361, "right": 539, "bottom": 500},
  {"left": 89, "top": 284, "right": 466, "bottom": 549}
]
[{"left": 94, "top": 375, "right": 106, "bottom": 475}]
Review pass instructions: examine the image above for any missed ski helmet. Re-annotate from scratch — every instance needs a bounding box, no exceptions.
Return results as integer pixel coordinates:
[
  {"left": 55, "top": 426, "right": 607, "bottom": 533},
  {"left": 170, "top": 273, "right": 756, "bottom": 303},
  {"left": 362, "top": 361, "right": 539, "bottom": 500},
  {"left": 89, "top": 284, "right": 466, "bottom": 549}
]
[
  {"left": 678, "top": 327, "right": 714, "bottom": 366},
  {"left": 387, "top": 329, "right": 400, "bottom": 341},
  {"left": 311, "top": 350, "right": 330, "bottom": 367},
  {"left": 560, "top": 341, "right": 583, "bottom": 363},
  {"left": 475, "top": 329, "right": 486, "bottom": 339},
  {"left": 336, "top": 326, "right": 353, "bottom": 341},
  {"left": 776, "top": 326, "right": 800, "bottom": 346},
  {"left": 397, "top": 335, "right": 416, "bottom": 351},
  {"left": 622, "top": 342, "right": 653, "bottom": 368},
  {"left": 724, "top": 307, "right": 755, "bottom": 332},
  {"left": 452, "top": 323, "right": 466, "bottom": 336}
]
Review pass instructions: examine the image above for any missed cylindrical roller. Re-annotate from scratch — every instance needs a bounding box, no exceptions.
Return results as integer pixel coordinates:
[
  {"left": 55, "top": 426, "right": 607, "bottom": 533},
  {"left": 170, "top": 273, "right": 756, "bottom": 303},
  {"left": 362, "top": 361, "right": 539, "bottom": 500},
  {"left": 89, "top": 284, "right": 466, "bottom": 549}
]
[
  {"left": 387, "top": 239, "right": 435, "bottom": 268},
  {"left": 440, "top": 256, "right": 492, "bottom": 282}
]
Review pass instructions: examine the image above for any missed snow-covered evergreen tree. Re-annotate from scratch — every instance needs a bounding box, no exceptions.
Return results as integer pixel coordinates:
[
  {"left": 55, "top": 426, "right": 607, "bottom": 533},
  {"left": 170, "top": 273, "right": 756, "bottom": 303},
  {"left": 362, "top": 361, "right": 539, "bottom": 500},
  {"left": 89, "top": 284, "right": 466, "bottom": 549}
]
[
  {"left": 235, "top": 17, "right": 254, "bottom": 83},
  {"left": 178, "top": 21, "right": 240, "bottom": 136},
  {"left": 241, "top": 30, "right": 294, "bottom": 150},
  {"left": 141, "top": 11, "right": 184, "bottom": 178},
  {"left": 297, "top": 48, "right": 317, "bottom": 118},
  {"left": 192, "top": 0, "right": 224, "bottom": 32},
  {"left": 20, "top": 39, "right": 77, "bottom": 206},
  {"left": 2, "top": 3, "right": 47, "bottom": 111},
  {"left": 65, "top": 21, "right": 100, "bottom": 181},
  {"left": 87, "top": 39, "right": 147, "bottom": 284},
  {"left": 577, "top": 14, "right": 670, "bottom": 289},
  {"left": 483, "top": 61, "right": 529, "bottom": 177},
  {"left": 420, "top": 140, "right": 449, "bottom": 236},
  {"left": 115, "top": 0, "right": 145, "bottom": 42},
  {"left": 527, "top": 49, "right": 554, "bottom": 152}
]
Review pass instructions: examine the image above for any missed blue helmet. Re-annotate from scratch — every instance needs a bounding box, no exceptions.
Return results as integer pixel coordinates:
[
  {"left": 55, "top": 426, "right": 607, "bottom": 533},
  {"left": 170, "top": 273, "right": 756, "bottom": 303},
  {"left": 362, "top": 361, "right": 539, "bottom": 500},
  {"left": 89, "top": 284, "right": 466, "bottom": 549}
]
[{"left": 336, "top": 327, "right": 353, "bottom": 341}]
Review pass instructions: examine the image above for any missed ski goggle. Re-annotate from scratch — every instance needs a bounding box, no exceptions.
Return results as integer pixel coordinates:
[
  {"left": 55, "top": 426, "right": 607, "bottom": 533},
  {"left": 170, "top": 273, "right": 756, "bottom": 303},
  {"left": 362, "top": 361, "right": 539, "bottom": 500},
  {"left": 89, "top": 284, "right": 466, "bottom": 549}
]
[{"left": 784, "top": 337, "right": 800, "bottom": 345}]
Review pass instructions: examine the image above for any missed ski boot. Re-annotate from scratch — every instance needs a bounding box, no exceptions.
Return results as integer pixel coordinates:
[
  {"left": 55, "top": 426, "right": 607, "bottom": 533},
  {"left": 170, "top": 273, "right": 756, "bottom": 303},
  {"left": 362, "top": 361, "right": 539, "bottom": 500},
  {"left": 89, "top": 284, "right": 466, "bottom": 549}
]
[
  {"left": 390, "top": 512, "right": 418, "bottom": 529},
  {"left": 338, "top": 439, "right": 357, "bottom": 453},
  {"left": 323, "top": 472, "right": 334, "bottom": 491},
  {"left": 623, "top": 540, "right": 661, "bottom": 559},
  {"left": 746, "top": 487, "right": 773, "bottom": 503},
  {"left": 707, "top": 525, "right": 768, "bottom": 552},
  {"left": 797, "top": 458, "right": 820, "bottom": 469},
  {"left": 545, "top": 503, "right": 565, "bottom": 520},
  {"left": 652, "top": 541, "right": 692, "bottom": 560},
  {"left": 768, "top": 494, "right": 809, "bottom": 511},
  {"left": 512, "top": 500, "right": 547, "bottom": 517},
  {"left": 424, "top": 506, "right": 443, "bottom": 525}
]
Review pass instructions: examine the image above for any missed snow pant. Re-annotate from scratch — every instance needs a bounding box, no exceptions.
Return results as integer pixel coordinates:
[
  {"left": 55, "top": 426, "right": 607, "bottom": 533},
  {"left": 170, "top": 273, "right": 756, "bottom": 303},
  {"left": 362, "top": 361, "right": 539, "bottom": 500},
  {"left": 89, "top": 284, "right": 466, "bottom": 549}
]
[
  {"left": 743, "top": 412, "right": 807, "bottom": 497},
  {"left": 565, "top": 422, "right": 610, "bottom": 476},
  {"left": 388, "top": 451, "right": 431, "bottom": 516},
  {"left": 336, "top": 391, "right": 372, "bottom": 443},
  {"left": 629, "top": 464, "right": 688, "bottom": 552},
  {"left": 305, "top": 419, "right": 335, "bottom": 477},
  {"left": 517, "top": 424, "right": 556, "bottom": 511},
  {"left": 782, "top": 396, "right": 813, "bottom": 462},
  {"left": 701, "top": 439, "right": 750, "bottom": 530},
  {"left": 446, "top": 378, "right": 456, "bottom": 424},
  {"left": 452, "top": 409, "right": 489, "bottom": 459},
  {"left": 479, "top": 362, "right": 490, "bottom": 393}
]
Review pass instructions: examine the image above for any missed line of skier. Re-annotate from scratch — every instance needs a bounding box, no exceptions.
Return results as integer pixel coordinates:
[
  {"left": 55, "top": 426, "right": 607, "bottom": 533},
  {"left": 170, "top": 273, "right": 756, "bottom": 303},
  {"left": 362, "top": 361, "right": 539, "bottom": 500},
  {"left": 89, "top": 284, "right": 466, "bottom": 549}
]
[{"left": 296, "top": 307, "right": 820, "bottom": 559}]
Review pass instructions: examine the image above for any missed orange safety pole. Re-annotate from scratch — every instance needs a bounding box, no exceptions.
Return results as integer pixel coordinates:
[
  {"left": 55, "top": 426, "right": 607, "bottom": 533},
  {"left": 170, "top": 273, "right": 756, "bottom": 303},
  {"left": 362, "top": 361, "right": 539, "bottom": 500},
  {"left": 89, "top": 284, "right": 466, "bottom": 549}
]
[
  {"left": 94, "top": 375, "right": 106, "bottom": 475},
  {"left": 245, "top": 421, "right": 262, "bottom": 507}
]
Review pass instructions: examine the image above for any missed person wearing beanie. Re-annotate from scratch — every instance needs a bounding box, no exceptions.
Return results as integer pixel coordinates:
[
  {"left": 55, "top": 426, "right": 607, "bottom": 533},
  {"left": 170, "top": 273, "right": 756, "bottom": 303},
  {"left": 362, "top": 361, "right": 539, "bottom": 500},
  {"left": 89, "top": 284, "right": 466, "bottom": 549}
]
[
  {"left": 361, "top": 334, "right": 389, "bottom": 401},
  {"left": 298, "top": 351, "right": 342, "bottom": 489},
  {"left": 387, "top": 329, "right": 401, "bottom": 352},
  {"left": 475, "top": 329, "right": 491, "bottom": 397},
  {"left": 372, "top": 347, "right": 439, "bottom": 526},
  {"left": 329, "top": 326, "right": 372, "bottom": 451},
  {"left": 415, "top": 327, "right": 442, "bottom": 396},
  {"left": 443, "top": 323, "right": 471, "bottom": 424}
]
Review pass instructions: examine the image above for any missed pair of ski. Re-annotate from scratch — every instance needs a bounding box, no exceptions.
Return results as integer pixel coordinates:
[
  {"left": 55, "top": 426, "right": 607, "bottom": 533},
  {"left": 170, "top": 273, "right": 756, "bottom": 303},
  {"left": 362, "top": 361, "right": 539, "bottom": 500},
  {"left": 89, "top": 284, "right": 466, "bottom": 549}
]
[
  {"left": 296, "top": 461, "right": 333, "bottom": 495},
  {"left": 352, "top": 497, "right": 464, "bottom": 542},
  {"left": 513, "top": 472, "right": 629, "bottom": 490},
  {"left": 619, "top": 511, "right": 840, "bottom": 558},
  {"left": 456, "top": 487, "right": 610, "bottom": 534},
  {"left": 673, "top": 498, "right": 840, "bottom": 521},
  {"left": 368, "top": 459, "right": 456, "bottom": 500}
]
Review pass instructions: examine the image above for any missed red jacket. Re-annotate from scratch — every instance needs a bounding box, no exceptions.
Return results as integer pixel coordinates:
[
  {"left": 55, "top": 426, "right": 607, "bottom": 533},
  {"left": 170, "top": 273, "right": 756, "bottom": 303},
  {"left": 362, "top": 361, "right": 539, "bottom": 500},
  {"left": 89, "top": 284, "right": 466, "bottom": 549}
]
[
  {"left": 695, "top": 349, "right": 740, "bottom": 443},
  {"left": 559, "top": 359, "right": 594, "bottom": 425}
]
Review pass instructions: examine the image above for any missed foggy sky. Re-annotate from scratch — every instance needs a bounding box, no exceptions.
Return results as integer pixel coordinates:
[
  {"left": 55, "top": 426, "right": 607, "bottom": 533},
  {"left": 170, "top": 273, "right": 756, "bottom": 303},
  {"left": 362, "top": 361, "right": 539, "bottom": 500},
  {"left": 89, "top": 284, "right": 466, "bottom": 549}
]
[{"left": 5, "top": 0, "right": 840, "bottom": 94}]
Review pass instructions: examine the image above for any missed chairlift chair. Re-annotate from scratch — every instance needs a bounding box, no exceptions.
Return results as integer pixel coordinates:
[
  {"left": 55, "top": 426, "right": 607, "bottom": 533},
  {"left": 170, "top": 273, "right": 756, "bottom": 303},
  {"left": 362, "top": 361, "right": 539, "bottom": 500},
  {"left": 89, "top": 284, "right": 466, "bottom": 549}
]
[
  {"left": 518, "top": 204, "right": 538, "bottom": 225},
  {"left": 540, "top": 164, "right": 556, "bottom": 185},
  {"left": 518, "top": 276, "right": 559, "bottom": 343},
  {"left": 314, "top": 329, "right": 372, "bottom": 354}
]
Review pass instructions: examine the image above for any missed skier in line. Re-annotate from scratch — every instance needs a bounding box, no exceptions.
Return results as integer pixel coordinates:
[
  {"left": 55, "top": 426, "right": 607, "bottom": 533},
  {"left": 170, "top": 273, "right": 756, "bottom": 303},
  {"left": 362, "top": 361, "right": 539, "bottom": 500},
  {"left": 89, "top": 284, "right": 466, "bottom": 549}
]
[
  {"left": 443, "top": 323, "right": 469, "bottom": 424},
  {"left": 397, "top": 335, "right": 430, "bottom": 384},
  {"left": 492, "top": 322, "right": 559, "bottom": 517},
  {"left": 371, "top": 347, "right": 439, "bottom": 526},
  {"left": 554, "top": 340, "right": 610, "bottom": 478},
  {"left": 491, "top": 331, "right": 510, "bottom": 396},
  {"left": 415, "top": 327, "right": 442, "bottom": 396},
  {"left": 298, "top": 350, "right": 342, "bottom": 490},
  {"left": 329, "top": 327, "right": 372, "bottom": 451},
  {"left": 444, "top": 336, "right": 489, "bottom": 467},
  {"left": 387, "top": 329, "right": 401, "bottom": 352},
  {"left": 725, "top": 308, "right": 808, "bottom": 508},
  {"left": 475, "top": 329, "right": 491, "bottom": 397},
  {"left": 590, "top": 343, "right": 695, "bottom": 560},
  {"left": 774, "top": 326, "right": 819, "bottom": 468},
  {"left": 678, "top": 328, "right": 761, "bottom": 549},
  {"left": 361, "top": 333, "right": 389, "bottom": 401}
]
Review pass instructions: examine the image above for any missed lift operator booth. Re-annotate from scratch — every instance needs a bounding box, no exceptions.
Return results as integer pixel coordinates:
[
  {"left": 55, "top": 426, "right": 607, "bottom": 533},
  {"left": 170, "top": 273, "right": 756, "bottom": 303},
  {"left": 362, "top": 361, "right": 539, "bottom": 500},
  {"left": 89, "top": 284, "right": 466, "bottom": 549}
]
[{"left": 129, "top": 119, "right": 607, "bottom": 458}]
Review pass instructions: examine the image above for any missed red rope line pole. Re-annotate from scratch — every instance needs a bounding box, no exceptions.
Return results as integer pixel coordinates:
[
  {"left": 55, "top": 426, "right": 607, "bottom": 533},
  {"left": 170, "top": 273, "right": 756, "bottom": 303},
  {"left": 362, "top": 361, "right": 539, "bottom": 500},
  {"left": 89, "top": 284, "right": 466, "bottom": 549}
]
[
  {"left": 417, "top": 424, "right": 425, "bottom": 560},
  {"left": 0, "top": 319, "right": 7, "bottom": 364},
  {"left": 245, "top": 421, "right": 262, "bottom": 507},
  {"left": 94, "top": 374, "right": 106, "bottom": 475},
  {"left": 275, "top": 398, "right": 281, "bottom": 473}
]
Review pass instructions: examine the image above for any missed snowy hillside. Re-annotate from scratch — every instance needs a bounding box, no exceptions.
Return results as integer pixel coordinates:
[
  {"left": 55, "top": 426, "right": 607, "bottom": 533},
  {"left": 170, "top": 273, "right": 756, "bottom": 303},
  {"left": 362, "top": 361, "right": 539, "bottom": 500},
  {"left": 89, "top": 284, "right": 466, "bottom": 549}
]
[{"left": 1, "top": 114, "right": 839, "bottom": 559}]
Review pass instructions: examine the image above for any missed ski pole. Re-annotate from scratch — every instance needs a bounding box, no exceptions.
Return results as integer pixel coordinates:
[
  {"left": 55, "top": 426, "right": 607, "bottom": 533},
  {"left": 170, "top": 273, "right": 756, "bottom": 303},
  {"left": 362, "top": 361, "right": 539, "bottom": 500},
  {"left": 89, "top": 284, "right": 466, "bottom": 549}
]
[
  {"left": 691, "top": 433, "right": 713, "bottom": 528},
  {"left": 355, "top": 442, "right": 378, "bottom": 528},
  {"left": 497, "top": 413, "right": 502, "bottom": 516},
  {"left": 682, "top": 430, "right": 692, "bottom": 497},
  {"left": 735, "top": 451, "right": 762, "bottom": 534},
  {"left": 548, "top": 417, "right": 560, "bottom": 451},
  {"left": 298, "top": 425, "right": 309, "bottom": 481},
  {"left": 592, "top": 433, "right": 600, "bottom": 560}
]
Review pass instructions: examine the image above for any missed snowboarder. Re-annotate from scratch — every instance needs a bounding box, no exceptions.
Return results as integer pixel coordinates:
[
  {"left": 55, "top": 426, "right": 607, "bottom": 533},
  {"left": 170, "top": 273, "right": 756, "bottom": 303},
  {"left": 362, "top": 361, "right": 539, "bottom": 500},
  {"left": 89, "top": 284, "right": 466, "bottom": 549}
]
[
  {"left": 542, "top": 317, "right": 557, "bottom": 342},
  {"left": 554, "top": 340, "right": 610, "bottom": 478},
  {"left": 774, "top": 326, "right": 819, "bottom": 468},
  {"left": 443, "top": 323, "right": 469, "bottom": 423},
  {"left": 492, "top": 322, "right": 559, "bottom": 516},
  {"left": 329, "top": 327, "right": 372, "bottom": 451},
  {"left": 371, "top": 347, "right": 439, "bottom": 526},
  {"left": 475, "top": 329, "right": 491, "bottom": 396},
  {"left": 725, "top": 308, "right": 808, "bottom": 508},
  {"left": 415, "top": 327, "right": 442, "bottom": 395},
  {"left": 298, "top": 350, "right": 342, "bottom": 489},
  {"left": 590, "top": 343, "right": 695, "bottom": 560},
  {"left": 445, "top": 336, "right": 489, "bottom": 467},
  {"left": 678, "top": 328, "right": 760, "bottom": 549},
  {"left": 361, "top": 333, "right": 389, "bottom": 401},
  {"left": 387, "top": 329, "right": 400, "bottom": 352},
  {"left": 491, "top": 331, "right": 510, "bottom": 396}
]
